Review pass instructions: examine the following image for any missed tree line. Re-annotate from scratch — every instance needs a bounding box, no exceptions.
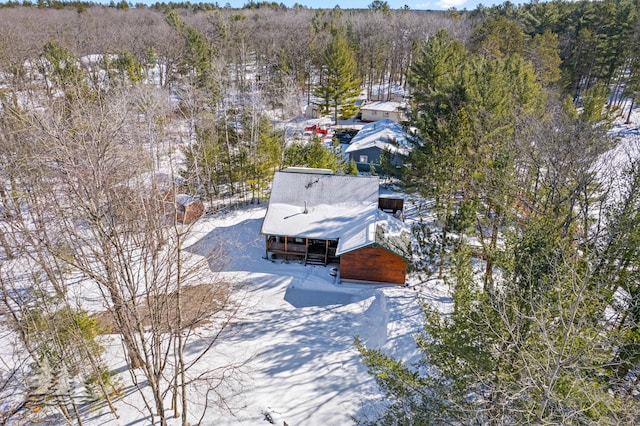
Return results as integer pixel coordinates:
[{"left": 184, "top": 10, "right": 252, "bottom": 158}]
[
  {"left": 0, "top": 0, "right": 640, "bottom": 423},
  {"left": 356, "top": 3, "right": 640, "bottom": 424}
]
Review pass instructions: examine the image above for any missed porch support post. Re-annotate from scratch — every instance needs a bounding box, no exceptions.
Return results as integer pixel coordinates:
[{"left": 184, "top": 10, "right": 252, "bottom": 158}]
[
  {"left": 304, "top": 238, "right": 309, "bottom": 264},
  {"left": 325, "top": 240, "right": 329, "bottom": 265}
]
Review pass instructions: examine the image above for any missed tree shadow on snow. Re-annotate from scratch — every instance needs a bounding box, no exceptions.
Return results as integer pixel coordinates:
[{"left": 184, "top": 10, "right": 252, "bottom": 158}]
[{"left": 184, "top": 218, "right": 266, "bottom": 272}]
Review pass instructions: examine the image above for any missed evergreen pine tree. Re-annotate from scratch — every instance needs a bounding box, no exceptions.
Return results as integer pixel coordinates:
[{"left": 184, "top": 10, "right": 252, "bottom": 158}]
[
  {"left": 306, "top": 137, "right": 339, "bottom": 170},
  {"left": 165, "top": 9, "right": 214, "bottom": 89},
  {"left": 41, "top": 40, "right": 87, "bottom": 99},
  {"left": 357, "top": 209, "right": 640, "bottom": 423},
  {"left": 312, "top": 33, "right": 361, "bottom": 123},
  {"left": 403, "top": 30, "right": 470, "bottom": 278},
  {"left": 527, "top": 31, "right": 562, "bottom": 86},
  {"left": 348, "top": 157, "right": 359, "bottom": 175}
]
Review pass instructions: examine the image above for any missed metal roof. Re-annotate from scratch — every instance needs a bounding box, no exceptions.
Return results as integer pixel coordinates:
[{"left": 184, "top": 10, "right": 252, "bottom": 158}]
[
  {"left": 261, "top": 171, "right": 411, "bottom": 260},
  {"left": 175, "top": 194, "right": 200, "bottom": 206},
  {"left": 344, "top": 119, "right": 411, "bottom": 156},
  {"left": 261, "top": 172, "right": 379, "bottom": 239}
]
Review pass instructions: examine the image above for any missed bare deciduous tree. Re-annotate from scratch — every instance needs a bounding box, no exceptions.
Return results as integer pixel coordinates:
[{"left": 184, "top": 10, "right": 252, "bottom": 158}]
[{"left": 0, "top": 67, "right": 245, "bottom": 424}]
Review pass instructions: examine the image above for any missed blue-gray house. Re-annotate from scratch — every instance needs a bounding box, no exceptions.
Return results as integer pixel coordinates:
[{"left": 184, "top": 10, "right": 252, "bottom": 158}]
[{"left": 344, "top": 119, "right": 411, "bottom": 173}]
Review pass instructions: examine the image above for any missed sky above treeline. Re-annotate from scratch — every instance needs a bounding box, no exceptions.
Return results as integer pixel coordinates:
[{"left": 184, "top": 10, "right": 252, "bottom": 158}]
[
  {"left": 253, "top": 0, "right": 494, "bottom": 9},
  {"left": 230, "top": 0, "right": 494, "bottom": 9},
  {"left": 132, "top": 0, "right": 508, "bottom": 11}
]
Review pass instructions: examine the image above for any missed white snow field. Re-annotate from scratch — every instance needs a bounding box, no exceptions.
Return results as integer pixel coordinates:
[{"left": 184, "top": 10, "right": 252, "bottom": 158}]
[{"left": 70, "top": 205, "right": 449, "bottom": 425}]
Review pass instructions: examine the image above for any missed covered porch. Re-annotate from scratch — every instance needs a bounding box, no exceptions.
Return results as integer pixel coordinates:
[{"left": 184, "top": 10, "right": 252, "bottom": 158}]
[{"left": 265, "top": 235, "right": 338, "bottom": 265}]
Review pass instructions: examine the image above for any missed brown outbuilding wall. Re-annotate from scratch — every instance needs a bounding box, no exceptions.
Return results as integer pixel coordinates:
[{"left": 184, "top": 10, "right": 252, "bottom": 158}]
[
  {"left": 180, "top": 201, "right": 205, "bottom": 224},
  {"left": 174, "top": 196, "right": 205, "bottom": 224},
  {"left": 340, "top": 246, "right": 407, "bottom": 285}
]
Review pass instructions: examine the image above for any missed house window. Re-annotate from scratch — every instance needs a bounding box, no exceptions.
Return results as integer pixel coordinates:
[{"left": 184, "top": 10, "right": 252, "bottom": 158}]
[
  {"left": 372, "top": 111, "right": 377, "bottom": 115},
  {"left": 359, "top": 155, "right": 368, "bottom": 163},
  {"left": 384, "top": 112, "right": 389, "bottom": 117}
]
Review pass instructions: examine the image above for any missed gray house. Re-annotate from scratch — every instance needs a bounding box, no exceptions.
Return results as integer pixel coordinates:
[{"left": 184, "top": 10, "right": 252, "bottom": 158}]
[{"left": 344, "top": 119, "right": 411, "bottom": 173}]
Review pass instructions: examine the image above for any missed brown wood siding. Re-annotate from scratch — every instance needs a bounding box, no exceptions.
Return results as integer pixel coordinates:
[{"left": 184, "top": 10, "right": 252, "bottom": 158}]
[
  {"left": 182, "top": 202, "right": 205, "bottom": 224},
  {"left": 378, "top": 197, "right": 404, "bottom": 213},
  {"left": 340, "top": 246, "right": 407, "bottom": 285}
]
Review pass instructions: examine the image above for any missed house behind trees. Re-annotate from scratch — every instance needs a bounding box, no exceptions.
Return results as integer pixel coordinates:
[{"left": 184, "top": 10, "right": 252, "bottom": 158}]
[
  {"left": 359, "top": 101, "right": 407, "bottom": 123},
  {"left": 345, "top": 119, "right": 411, "bottom": 173}
]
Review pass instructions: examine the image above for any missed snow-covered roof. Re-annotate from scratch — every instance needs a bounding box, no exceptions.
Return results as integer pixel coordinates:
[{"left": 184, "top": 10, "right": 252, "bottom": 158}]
[
  {"left": 344, "top": 119, "right": 411, "bottom": 155},
  {"left": 175, "top": 193, "right": 200, "bottom": 207},
  {"left": 262, "top": 171, "right": 411, "bottom": 259},
  {"left": 336, "top": 209, "right": 411, "bottom": 258},
  {"left": 360, "top": 101, "right": 405, "bottom": 112},
  {"left": 261, "top": 172, "right": 379, "bottom": 239}
]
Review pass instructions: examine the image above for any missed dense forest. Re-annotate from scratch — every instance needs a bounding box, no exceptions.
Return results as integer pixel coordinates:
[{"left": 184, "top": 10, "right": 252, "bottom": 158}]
[{"left": 0, "top": 0, "right": 640, "bottom": 424}]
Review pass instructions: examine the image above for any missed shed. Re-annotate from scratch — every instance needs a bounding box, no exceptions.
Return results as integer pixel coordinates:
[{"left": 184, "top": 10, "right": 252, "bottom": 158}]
[
  {"left": 304, "top": 104, "right": 321, "bottom": 119},
  {"left": 174, "top": 194, "right": 205, "bottom": 224}
]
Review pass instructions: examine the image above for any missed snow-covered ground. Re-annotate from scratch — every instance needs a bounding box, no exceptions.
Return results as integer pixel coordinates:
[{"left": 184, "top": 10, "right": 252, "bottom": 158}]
[
  {"left": 72, "top": 205, "right": 449, "bottom": 425},
  {"left": 602, "top": 105, "right": 640, "bottom": 204},
  {"left": 3, "top": 89, "right": 638, "bottom": 424}
]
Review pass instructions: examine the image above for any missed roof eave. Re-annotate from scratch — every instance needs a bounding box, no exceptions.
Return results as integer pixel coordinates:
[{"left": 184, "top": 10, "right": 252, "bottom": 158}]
[{"left": 337, "top": 240, "right": 411, "bottom": 261}]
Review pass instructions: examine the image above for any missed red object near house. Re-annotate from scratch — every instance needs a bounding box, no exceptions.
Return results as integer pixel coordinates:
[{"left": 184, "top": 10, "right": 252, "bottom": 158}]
[{"left": 304, "top": 124, "right": 330, "bottom": 135}]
